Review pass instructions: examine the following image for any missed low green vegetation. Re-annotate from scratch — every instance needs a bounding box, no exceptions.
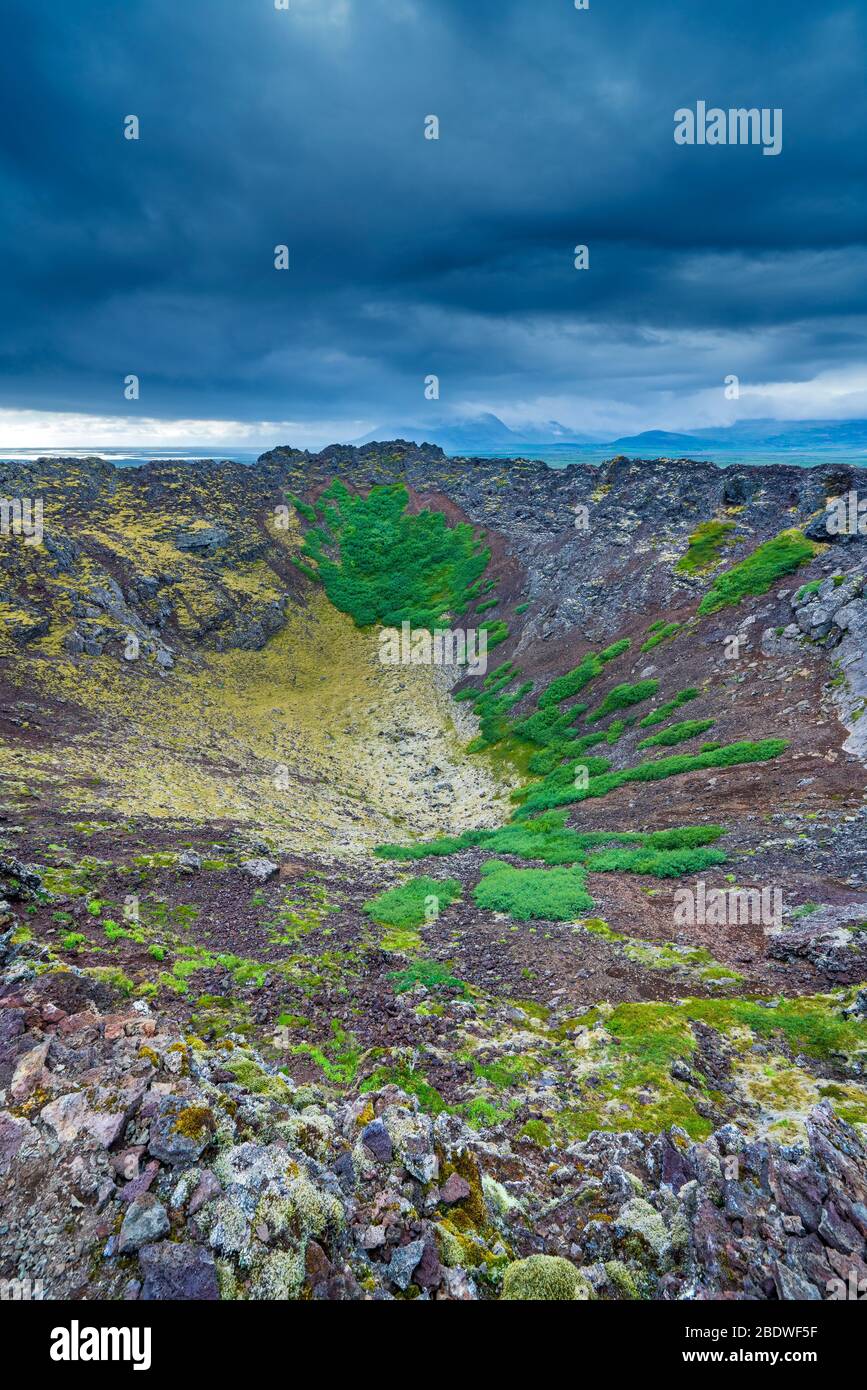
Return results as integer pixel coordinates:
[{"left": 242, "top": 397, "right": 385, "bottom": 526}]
[
  {"left": 536, "top": 643, "right": 628, "bottom": 710},
  {"left": 637, "top": 688, "right": 700, "bottom": 727},
  {"left": 585, "top": 845, "right": 727, "bottom": 877},
  {"left": 675, "top": 520, "right": 737, "bottom": 575},
  {"left": 796, "top": 579, "right": 822, "bottom": 603},
  {"left": 697, "top": 529, "right": 818, "bottom": 616},
  {"left": 479, "top": 618, "right": 510, "bottom": 650},
  {"left": 293, "top": 480, "right": 490, "bottom": 628},
  {"left": 473, "top": 860, "right": 594, "bottom": 920},
  {"left": 586, "top": 679, "right": 658, "bottom": 724},
  {"left": 291, "top": 1019, "right": 363, "bottom": 1088},
  {"left": 515, "top": 738, "right": 788, "bottom": 815},
  {"left": 388, "top": 959, "right": 466, "bottom": 994},
  {"left": 362, "top": 876, "right": 462, "bottom": 930},
  {"left": 377, "top": 817, "right": 725, "bottom": 870},
  {"left": 458, "top": 636, "right": 641, "bottom": 782},
  {"left": 637, "top": 718, "right": 716, "bottom": 749},
  {"left": 639, "top": 622, "right": 681, "bottom": 652},
  {"left": 684, "top": 994, "right": 866, "bottom": 1061}
]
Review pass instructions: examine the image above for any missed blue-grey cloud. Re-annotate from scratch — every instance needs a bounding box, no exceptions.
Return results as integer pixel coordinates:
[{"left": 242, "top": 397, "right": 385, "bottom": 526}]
[{"left": 0, "top": 0, "right": 864, "bottom": 435}]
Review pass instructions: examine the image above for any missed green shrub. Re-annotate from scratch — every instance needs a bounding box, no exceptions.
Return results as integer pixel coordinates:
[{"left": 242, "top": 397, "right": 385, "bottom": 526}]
[
  {"left": 586, "top": 846, "right": 727, "bottom": 878},
  {"left": 362, "top": 876, "right": 462, "bottom": 929},
  {"left": 466, "top": 678, "right": 533, "bottom": 749},
  {"left": 599, "top": 638, "right": 631, "bottom": 661},
  {"left": 376, "top": 822, "right": 726, "bottom": 885},
  {"left": 697, "top": 529, "right": 818, "bottom": 616},
  {"left": 388, "top": 959, "right": 465, "bottom": 994},
  {"left": 298, "top": 479, "right": 490, "bottom": 628},
  {"left": 527, "top": 732, "right": 605, "bottom": 774},
  {"left": 473, "top": 860, "right": 593, "bottom": 920},
  {"left": 642, "top": 826, "right": 724, "bottom": 850},
  {"left": 289, "top": 494, "right": 317, "bottom": 524},
  {"left": 479, "top": 619, "right": 509, "bottom": 649},
  {"left": 537, "top": 654, "right": 603, "bottom": 708},
  {"left": 676, "top": 520, "right": 737, "bottom": 575},
  {"left": 640, "top": 622, "right": 681, "bottom": 653},
  {"left": 515, "top": 738, "right": 788, "bottom": 815},
  {"left": 512, "top": 703, "right": 587, "bottom": 747},
  {"left": 637, "top": 718, "right": 715, "bottom": 749},
  {"left": 638, "top": 688, "right": 699, "bottom": 727},
  {"left": 586, "top": 680, "right": 658, "bottom": 724}
]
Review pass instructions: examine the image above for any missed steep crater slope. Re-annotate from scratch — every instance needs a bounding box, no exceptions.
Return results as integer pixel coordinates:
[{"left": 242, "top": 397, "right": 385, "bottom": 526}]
[{"left": 0, "top": 456, "right": 515, "bottom": 852}]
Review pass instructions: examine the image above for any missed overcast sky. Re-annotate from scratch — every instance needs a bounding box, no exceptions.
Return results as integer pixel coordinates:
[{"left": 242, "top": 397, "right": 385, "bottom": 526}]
[{"left": 1, "top": 0, "right": 865, "bottom": 447}]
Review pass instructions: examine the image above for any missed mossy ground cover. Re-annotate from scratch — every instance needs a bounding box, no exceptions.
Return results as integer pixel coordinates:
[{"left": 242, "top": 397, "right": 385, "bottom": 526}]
[
  {"left": 683, "top": 994, "right": 867, "bottom": 1061},
  {"left": 697, "top": 529, "right": 819, "bottom": 615},
  {"left": 675, "top": 520, "right": 737, "bottom": 575},
  {"left": 637, "top": 718, "right": 716, "bottom": 749},
  {"left": 362, "top": 876, "right": 462, "bottom": 931},
  {"left": 514, "top": 738, "right": 788, "bottom": 816},
  {"left": 7, "top": 590, "right": 511, "bottom": 851},
  {"left": 541, "top": 990, "right": 867, "bottom": 1145},
  {"left": 18, "top": 836, "right": 867, "bottom": 1156},
  {"left": 637, "top": 688, "right": 700, "bottom": 727},
  {"left": 472, "top": 860, "right": 594, "bottom": 920},
  {"left": 294, "top": 480, "right": 490, "bottom": 628},
  {"left": 573, "top": 917, "right": 742, "bottom": 984}
]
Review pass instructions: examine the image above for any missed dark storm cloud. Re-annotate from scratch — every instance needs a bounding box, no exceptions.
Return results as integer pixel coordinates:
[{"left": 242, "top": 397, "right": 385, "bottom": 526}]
[{"left": 0, "top": 0, "right": 865, "bottom": 433}]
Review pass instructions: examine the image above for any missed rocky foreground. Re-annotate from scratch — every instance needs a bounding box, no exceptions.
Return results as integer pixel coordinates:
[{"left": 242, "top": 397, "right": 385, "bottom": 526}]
[{"left": 3, "top": 903, "right": 867, "bottom": 1302}]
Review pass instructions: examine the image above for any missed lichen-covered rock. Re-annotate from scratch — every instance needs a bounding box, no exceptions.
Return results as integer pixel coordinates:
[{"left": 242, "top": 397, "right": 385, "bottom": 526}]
[
  {"left": 119, "top": 1194, "right": 170, "bottom": 1253},
  {"left": 139, "top": 1241, "right": 219, "bottom": 1300},
  {"left": 501, "top": 1255, "right": 594, "bottom": 1301},
  {"left": 240, "top": 859, "right": 279, "bottom": 883},
  {"left": 387, "top": 1239, "right": 426, "bottom": 1291},
  {"left": 615, "top": 1197, "right": 671, "bottom": 1260},
  {"left": 148, "top": 1099, "right": 214, "bottom": 1166}
]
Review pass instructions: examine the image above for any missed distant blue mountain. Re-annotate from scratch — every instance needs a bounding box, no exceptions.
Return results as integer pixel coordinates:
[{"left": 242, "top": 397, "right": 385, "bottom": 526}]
[
  {"left": 351, "top": 413, "right": 600, "bottom": 451},
  {"left": 352, "top": 415, "right": 867, "bottom": 458},
  {"left": 607, "top": 430, "right": 709, "bottom": 451},
  {"left": 611, "top": 420, "right": 867, "bottom": 453}
]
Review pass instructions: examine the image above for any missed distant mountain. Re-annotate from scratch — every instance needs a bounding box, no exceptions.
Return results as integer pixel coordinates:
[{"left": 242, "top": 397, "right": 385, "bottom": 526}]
[
  {"left": 616, "top": 420, "right": 867, "bottom": 454},
  {"left": 607, "top": 430, "right": 709, "bottom": 452},
  {"left": 351, "top": 415, "right": 867, "bottom": 458},
  {"left": 688, "top": 419, "right": 867, "bottom": 452},
  {"left": 351, "top": 413, "right": 598, "bottom": 452}
]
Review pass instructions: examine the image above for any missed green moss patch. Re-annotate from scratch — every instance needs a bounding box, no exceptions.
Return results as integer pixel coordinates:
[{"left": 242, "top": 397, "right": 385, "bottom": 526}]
[
  {"left": 294, "top": 480, "right": 490, "bottom": 628},
  {"left": 473, "top": 860, "right": 593, "bottom": 920},
  {"left": 362, "top": 876, "right": 462, "bottom": 931},
  {"left": 697, "top": 529, "right": 818, "bottom": 616},
  {"left": 676, "top": 520, "right": 737, "bottom": 575}
]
